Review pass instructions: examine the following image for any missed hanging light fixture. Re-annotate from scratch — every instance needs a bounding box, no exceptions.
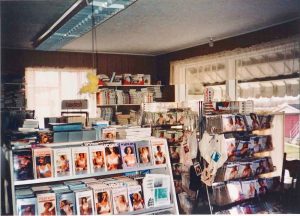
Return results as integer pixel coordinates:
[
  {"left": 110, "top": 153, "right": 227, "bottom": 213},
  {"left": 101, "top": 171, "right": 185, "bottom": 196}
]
[{"left": 35, "top": 0, "right": 137, "bottom": 51}]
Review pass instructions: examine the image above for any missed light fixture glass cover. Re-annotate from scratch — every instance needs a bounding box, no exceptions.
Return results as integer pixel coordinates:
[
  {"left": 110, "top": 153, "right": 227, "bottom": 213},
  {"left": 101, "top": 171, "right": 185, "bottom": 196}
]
[{"left": 36, "top": 0, "right": 136, "bottom": 51}]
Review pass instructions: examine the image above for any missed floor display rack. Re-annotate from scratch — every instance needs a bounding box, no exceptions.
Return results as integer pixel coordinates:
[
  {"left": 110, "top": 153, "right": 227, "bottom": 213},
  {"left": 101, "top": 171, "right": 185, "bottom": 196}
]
[
  {"left": 141, "top": 102, "right": 200, "bottom": 214},
  {"left": 198, "top": 101, "right": 284, "bottom": 214},
  {"left": 5, "top": 137, "right": 179, "bottom": 215}
]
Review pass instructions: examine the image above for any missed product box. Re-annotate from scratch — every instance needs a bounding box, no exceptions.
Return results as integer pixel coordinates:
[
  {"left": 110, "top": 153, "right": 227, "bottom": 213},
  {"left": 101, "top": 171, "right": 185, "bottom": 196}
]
[
  {"left": 93, "top": 186, "right": 112, "bottom": 215},
  {"left": 120, "top": 142, "right": 138, "bottom": 169},
  {"left": 71, "top": 147, "right": 90, "bottom": 175},
  {"left": 16, "top": 197, "right": 37, "bottom": 216},
  {"left": 82, "top": 129, "right": 97, "bottom": 141},
  {"left": 75, "top": 189, "right": 94, "bottom": 215},
  {"left": 102, "top": 128, "right": 116, "bottom": 140},
  {"left": 128, "top": 185, "right": 144, "bottom": 211},
  {"left": 104, "top": 143, "right": 122, "bottom": 171},
  {"left": 136, "top": 140, "right": 153, "bottom": 167},
  {"left": 56, "top": 191, "right": 76, "bottom": 216},
  {"left": 68, "top": 131, "right": 83, "bottom": 142},
  {"left": 112, "top": 187, "right": 130, "bottom": 214},
  {"left": 33, "top": 148, "right": 53, "bottom": 179},
  {"left": 89, "top": 145, "right": 106, "bottom": 173},
  {"left": 53, "top": 132, "right": 69, "bottom": 143},
  {"left": 53, "top": 148, "right": 72, "bottom": 177},
  {"left": 13, "top": 148, "right": 34, "bottom": 180},
  {"left": 37, "top": 193, "right": 56, "bottom": 216},
  {"left": 38, "top": 130, "right": 54, "bottom": 144},
  {"left": 151, "top": 138, "right": 167, "bottom": 165}
]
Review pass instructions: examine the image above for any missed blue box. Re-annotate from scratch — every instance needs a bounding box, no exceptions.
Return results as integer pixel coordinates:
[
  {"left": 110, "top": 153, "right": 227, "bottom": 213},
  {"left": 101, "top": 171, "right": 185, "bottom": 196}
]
[
  {"left": 68, "top": 131, "right": 83, "bottom": 142},
  {"left": 82, "top": 129, "right": 96, "bottom": 141},
  {"left": 53, "top": 132, "right": 69, "bottom": 143}
]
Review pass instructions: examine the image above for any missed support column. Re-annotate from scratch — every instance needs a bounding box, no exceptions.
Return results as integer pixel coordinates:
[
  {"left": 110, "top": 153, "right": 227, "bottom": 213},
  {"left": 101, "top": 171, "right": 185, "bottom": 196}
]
[{"left": 226, "top": 59, "right": 237, "bottom": 100}]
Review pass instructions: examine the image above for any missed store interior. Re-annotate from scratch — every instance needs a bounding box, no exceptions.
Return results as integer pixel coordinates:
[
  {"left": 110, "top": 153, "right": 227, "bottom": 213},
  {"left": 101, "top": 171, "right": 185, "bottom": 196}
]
[{"left": 1, "top": 0, "right": 300, "bottom": 215}]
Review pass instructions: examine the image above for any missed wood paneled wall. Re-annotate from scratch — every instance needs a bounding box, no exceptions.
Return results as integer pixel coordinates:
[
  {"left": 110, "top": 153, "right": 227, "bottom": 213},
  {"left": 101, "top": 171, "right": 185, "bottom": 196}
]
[
  {"left": 2, "top": 19, "right": 299, "bottom": 101},
  {"left": 1, "top": 49, "right": 157, "bottom": 82},
  {"left": 156, "top": 19, "right": 300, "bottom": 84}
]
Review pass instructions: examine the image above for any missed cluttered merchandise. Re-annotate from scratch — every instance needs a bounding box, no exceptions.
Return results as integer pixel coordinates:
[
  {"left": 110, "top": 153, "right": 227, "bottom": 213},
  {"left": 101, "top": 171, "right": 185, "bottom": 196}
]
[
  {"left": 3, "top": 94, "right": 287, "bottom": 215},
  {"left": 12, "top": 138, "right": 174, "bottom": 215}
]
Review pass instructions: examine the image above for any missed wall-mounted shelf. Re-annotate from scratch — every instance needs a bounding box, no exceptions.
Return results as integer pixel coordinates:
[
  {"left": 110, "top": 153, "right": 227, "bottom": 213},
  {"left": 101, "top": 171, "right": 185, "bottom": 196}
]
[{"left": 97, "top": 85, "right": 164, "bottom": 123}]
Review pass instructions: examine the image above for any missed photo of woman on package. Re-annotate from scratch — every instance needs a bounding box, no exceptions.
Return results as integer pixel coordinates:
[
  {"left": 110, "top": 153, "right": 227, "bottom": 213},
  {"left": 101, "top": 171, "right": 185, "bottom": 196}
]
[
  {"left": 36, "top": 156, "right": 52, "bottom": 178},
  {"left": 105, "top": 146, "right": 122, "bottom": 170},
  {"left": 250, "top": 113, "right": 260, "bottom": 130}
]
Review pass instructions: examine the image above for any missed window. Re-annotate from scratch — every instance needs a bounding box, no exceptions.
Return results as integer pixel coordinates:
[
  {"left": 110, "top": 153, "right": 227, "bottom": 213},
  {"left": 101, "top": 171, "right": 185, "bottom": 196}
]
[
  {"left": 25, "top": 68, "right": 97, "bottom": 128},
  {"left": 171, "top": 38, "right": 300, "bottom": 160}
]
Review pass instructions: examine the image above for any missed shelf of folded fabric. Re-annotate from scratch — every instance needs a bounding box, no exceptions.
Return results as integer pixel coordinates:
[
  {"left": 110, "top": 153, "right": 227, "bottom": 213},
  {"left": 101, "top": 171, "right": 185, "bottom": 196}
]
[
  {"left": 118, "top": 204, "right": 175, "bottom": 215},
  {"left": 13, "top": 164, "right": 167, "bottom": 186}
]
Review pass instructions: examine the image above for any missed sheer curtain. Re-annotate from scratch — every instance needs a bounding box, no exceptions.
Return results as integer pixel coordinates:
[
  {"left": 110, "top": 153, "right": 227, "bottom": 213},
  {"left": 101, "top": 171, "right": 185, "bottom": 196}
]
[{"left": 25, "top": 67, "right": 97, "bottom": 128}]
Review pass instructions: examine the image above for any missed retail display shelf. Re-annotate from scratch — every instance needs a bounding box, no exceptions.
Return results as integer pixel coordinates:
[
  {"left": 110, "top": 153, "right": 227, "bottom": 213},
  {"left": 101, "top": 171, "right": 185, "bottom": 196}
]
[
  {"left": 118, "top": 204, "right": 174, "bottom": 215},
  {"left": 11, "top": 140, "right": 97, "bottom": 150},
  {"left": 14, "top": 164, "right": 167, "bottom": 186}
]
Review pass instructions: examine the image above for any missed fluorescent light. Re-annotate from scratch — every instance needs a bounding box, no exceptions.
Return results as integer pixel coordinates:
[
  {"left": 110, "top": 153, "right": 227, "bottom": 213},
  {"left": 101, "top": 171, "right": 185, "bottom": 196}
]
[
  {"left": 35, "top": 0, "right": 136, "bottom": 51},
  {"left": 108, "top": 4, "right": 125, "bottom": 9},
  {"left": 37, "top": 0, "right": 85, "bottom": 43}
]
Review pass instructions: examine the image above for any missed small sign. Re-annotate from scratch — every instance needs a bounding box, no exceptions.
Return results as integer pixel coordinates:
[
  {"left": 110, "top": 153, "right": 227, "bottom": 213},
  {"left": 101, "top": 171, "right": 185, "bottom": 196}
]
[
  {"left": 61, "top": 99, "right": 88, "bottom": 109},
  {"left": 211, "top": 151, "right": 221, "bottom": 162}
]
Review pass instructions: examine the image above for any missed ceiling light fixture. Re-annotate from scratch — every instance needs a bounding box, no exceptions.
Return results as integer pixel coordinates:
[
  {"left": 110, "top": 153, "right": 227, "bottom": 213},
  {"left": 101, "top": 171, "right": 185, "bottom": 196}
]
[{"left": 34, "top": 0, "right": 137, "bottom": 51}]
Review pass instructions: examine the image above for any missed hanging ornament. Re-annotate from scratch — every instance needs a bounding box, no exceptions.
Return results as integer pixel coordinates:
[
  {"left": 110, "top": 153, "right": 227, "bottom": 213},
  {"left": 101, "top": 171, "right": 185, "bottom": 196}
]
[{"left": 79, "top": 72, "right": 99, "bottom": 94}]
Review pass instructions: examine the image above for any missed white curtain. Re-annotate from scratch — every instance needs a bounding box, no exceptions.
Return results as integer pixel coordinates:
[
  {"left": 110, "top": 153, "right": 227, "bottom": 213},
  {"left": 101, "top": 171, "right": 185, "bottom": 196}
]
[{"left": 25, "top": 67, "right": 97, "bottom": 128}]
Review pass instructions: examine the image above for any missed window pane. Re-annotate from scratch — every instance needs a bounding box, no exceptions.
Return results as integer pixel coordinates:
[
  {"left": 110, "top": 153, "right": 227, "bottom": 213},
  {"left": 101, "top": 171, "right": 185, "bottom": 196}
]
[
  {"left": 34, "top": 71, "right": 59, "bottom": 87},
  {"left": 25, "top": 68, "right": 96, "bottom": 129}
]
